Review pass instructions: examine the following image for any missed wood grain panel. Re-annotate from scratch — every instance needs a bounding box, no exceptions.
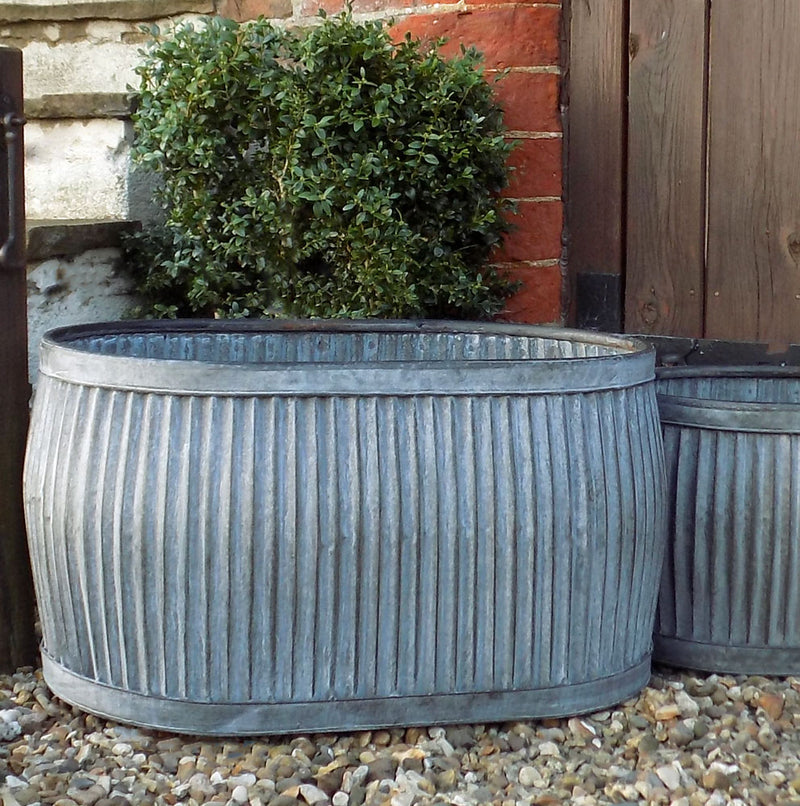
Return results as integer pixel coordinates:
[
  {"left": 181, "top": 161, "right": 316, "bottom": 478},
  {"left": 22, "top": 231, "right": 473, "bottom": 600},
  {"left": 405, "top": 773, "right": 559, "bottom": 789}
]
[
  {"left": 565, "top": 0, "right": 627, "bottom": 326},
  {"left": 625, "top": 0, "right": 707, "bottom": 336},
  {"left": 706, "top": 1, "right": 800, "bottom": 344}
]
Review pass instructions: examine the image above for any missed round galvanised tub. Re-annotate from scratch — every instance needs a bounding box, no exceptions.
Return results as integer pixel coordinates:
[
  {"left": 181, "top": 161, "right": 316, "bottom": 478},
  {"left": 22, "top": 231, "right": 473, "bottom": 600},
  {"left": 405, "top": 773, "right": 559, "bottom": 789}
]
[
  {"left": 655, "top": 366, "right": 800, "bottom": 673},
  {"left": 24, "top": 320, "right": 665, "bottom": 734}
]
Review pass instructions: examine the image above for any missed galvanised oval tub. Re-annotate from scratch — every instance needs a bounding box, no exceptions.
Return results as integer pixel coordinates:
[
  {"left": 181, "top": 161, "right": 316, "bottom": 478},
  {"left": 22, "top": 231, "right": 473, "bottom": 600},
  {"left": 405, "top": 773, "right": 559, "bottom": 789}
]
[
  {"left": 655, "top": 366, "right": 800, "bottom": 674},
  {"left": 24, "top": 320, "right": 665, "bottom": 735}
]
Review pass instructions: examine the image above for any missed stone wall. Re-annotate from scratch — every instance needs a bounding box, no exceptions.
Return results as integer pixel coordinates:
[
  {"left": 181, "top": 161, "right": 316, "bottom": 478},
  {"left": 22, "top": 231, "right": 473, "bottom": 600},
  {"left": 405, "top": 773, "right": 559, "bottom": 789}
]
[
  {"left": 3, "top": 1, "right": 216, "bottom": 223},
  {"left": 3, "top": 0, "right": 564, "bottom": 377},
  {"left": 2, "top": 1, "right": 218, "bottom": 377}
]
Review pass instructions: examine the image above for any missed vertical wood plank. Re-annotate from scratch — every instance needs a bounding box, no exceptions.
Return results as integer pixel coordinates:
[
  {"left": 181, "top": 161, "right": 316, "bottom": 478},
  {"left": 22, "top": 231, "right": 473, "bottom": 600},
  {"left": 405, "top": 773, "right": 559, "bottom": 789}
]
[
  {"left": 565, "top": 0, "right": 627, "bottom": 330},
  {"left": 706, "top": 0, "right": 800, "bottom": 344},
  {"left": 625, "top": 0, "right": 707, "bottom": 336},
  {"left": 0, "top": 47, "right": 37, "bottom": 673}
]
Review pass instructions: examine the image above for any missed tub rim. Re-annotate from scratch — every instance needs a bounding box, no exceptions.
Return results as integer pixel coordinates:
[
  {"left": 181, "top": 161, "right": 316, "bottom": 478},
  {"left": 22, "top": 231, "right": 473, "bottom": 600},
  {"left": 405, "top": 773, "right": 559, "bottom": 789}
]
[
  {"left": 38, "top": 319, "right": 656, "bottom": 397},
  {"left": 657, "top": 365, "right": 800, "bottom": 433}
]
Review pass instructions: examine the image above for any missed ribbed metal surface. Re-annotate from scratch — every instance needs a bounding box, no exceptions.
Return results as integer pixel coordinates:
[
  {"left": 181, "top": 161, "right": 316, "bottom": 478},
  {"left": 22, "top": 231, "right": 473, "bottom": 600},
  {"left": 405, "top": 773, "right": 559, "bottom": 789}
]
[
  {"left": 654, "top": 368, "right": 800, "bottom": 673},
  {"left": 25, "top": 320, "right": 666, "bottom": 734}
]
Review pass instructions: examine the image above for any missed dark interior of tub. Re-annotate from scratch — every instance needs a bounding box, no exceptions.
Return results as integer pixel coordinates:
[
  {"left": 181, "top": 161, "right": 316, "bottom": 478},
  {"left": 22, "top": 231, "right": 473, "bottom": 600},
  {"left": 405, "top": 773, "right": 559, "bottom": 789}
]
[
  {"left": 59, "top": 328, "right": 629, "bottom": 364},
  {"left": 657, "top": 371, "right": 800, "bottom": 404}
]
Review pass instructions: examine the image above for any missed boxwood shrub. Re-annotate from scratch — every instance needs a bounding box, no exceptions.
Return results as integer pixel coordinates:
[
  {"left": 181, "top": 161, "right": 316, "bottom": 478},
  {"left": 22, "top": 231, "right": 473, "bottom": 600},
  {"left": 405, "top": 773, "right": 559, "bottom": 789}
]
[{"left": 126, "top": 11, "right": 516, "bottom": 319}]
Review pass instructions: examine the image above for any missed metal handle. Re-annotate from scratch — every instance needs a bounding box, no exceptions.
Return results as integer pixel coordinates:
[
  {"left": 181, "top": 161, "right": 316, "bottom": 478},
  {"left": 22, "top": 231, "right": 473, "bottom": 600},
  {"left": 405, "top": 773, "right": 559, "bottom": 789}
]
[{"left": 0, "top": 112, "right": 24, "bottom": 269}]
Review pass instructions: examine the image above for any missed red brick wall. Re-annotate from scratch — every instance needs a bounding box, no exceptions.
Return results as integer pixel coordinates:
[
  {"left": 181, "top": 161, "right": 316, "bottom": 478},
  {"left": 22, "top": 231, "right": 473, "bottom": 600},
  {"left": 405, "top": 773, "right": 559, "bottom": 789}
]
[{"left": 218, "top": 0, "right": 564, "bottom": 324}]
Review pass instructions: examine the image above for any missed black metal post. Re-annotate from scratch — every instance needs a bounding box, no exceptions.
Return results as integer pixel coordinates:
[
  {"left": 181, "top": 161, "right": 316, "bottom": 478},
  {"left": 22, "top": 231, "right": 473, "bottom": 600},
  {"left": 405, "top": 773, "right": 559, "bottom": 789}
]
[{"left": 0, "top": 46, "right": 37, "bottom": 672}]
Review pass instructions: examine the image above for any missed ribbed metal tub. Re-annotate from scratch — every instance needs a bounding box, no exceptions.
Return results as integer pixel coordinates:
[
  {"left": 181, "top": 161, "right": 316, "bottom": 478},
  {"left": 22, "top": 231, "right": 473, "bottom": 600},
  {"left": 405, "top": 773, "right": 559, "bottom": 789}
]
[
  {"left": 24, "top": 320, "right": 665, "bottom": 735},
  {"left": 655, "top": 366, "right": 800, "bottom": 674}
]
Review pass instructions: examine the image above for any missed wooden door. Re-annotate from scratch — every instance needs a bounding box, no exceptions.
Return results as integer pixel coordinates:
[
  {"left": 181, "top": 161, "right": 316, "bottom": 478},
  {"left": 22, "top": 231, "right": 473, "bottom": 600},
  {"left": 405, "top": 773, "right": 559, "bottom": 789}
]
[
  {"left": 703, "top": 3, "right": 800, "bottom": 343},
  {"left": 625, "top": 0, "right": 706, "bottom": 337},
  {"left": 568, "top": 0, "right": 800, "bottom": 344}
]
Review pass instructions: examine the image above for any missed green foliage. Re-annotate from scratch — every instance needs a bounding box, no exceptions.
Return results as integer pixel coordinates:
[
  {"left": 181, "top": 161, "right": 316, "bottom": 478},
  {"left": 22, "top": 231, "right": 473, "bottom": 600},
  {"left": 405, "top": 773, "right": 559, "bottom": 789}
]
[{"left": 127, "top": 11, "right": 516, "bottom": 319}]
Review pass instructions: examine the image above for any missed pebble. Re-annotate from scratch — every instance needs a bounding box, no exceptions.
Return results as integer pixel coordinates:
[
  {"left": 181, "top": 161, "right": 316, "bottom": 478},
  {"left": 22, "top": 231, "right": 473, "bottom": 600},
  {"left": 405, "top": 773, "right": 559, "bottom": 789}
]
[
  {"left": 655, "top": 762, "right": 682, "bottom": 791},
  {"left": 298, "top": 783, "right": 329, "bottom": 804},
  {"left": 0, "top": 709, "right": 22, "bottom": 741},
  {"left": 518, "top": 765, "right": 543, "bottom": 787},
  {"left": 675, "top": 689, "right": 701, "bottom": 718},
  {"left": 758, "top": 691, "right": 785, "bottom": 720},
  {"left": 654, "top": 703, "right": 681, "bottom": 721},
  {"left": 3, "top": 668, "right": 800, "bottom": 805},
  {"left": 668, "top": 721, "right": 695, "bottom": 747},
  {"left": 230, "top": 783, "right": 249, "bottom": 803}
]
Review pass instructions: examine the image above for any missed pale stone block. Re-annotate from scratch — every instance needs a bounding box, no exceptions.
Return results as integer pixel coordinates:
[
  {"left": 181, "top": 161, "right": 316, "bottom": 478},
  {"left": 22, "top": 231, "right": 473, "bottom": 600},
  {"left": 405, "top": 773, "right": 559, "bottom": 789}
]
[
  {"left": 84, "top": 19, "right": 141, "bottom": 40},
  {"left": 27, "top": 248, "right": 141, "bottom": 382},
  {"left": 23, "top": 39, "right": 142, "bottom": 97},
  {"left": 25, "top": 119, "right": 131, "bottom": 220},
  {"left": 0, "top": 1, "right": 214, "bottom": 24}
]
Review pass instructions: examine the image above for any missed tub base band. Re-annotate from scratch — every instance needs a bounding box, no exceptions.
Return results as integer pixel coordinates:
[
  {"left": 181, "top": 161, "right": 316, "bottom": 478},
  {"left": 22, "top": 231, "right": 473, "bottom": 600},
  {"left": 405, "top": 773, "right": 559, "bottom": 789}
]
[
  {"left": 654, "top": 636, "right": 800, "bottom": 675},
  {"left": 42, "top": 652, "right": 652, "bottom": 736}
]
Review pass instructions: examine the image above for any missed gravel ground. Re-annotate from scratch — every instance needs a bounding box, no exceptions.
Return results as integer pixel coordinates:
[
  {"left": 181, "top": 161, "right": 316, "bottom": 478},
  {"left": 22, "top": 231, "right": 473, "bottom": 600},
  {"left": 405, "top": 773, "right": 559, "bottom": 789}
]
[{"left": 2, "top": 666, "right": 800, "bottom": 806}]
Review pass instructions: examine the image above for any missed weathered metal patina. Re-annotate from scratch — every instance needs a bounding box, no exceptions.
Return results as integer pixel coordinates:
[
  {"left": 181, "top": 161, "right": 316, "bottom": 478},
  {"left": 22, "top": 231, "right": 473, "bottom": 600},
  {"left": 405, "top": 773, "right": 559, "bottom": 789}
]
[
  {"left": 25, "top": 319, "right": 665, "bottom": 734},
  {"left": 655, "top": 366, "right": 800, "bottom": 674}
]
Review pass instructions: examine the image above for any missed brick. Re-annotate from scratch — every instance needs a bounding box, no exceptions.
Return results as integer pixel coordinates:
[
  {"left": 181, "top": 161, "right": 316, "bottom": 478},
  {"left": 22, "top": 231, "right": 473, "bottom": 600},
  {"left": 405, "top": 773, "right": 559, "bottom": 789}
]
[
  {"left": 493, "top": 200, "right": 562, "bottom": 263},
  {"left": 505, "top": 138, "right": 562, "bottom": 199},
  {"left": 466, "top": 0, "right": 561, "bottom": 6},
  {"left": 468, "top": 0, "right": 559, "bottom": 4},
  {"left": 297, "top": 0, "right": 339, "bottom": 16},
  {"left": 466, "top": 0, "right": 562, "bottom": 6},
  {"left": 217, "top": 0, "right": 292, "bottom": 19},
  {"left": 497, "top": 263, "right": 562, "bottom": 324},
  {"left": 390, "top": 7, "right": 560, "bottom": 69},
  {"left": 297, "top": 0, "right": 343, "bottom": 16},
  {"left": 495, "top": 72, "right": 561, "bottom": 133}
]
